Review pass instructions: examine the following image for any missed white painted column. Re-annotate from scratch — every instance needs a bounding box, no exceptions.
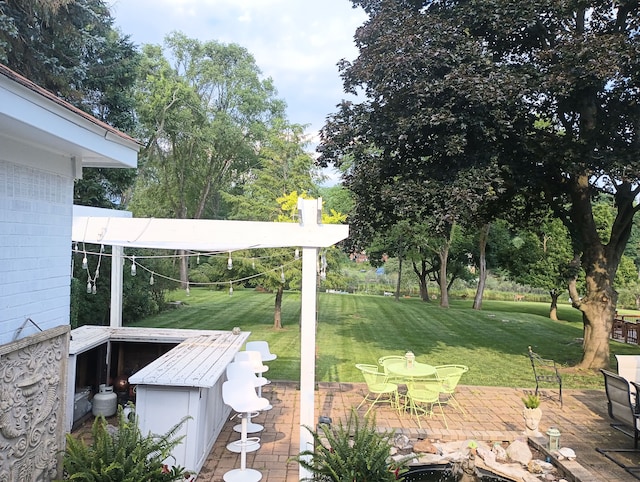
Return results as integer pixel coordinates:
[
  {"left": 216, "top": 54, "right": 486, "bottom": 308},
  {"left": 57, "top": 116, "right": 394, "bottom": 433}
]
[
  {"left": 110, "top": 245, "right": 124, "bottom": 327},
  {"left": 299, "top": 245, "right": 318, "bottom": 479},
  {"left": 298, "top": 198, "right": 321, "bottom": 480}
]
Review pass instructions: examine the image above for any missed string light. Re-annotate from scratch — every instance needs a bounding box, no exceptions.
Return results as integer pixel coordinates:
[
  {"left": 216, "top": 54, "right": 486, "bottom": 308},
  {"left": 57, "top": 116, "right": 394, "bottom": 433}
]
[
  {"left": 294, "top": 248, "right": 300, "bottom": 260},
  {"left": 131, "top": 255, "right": 137, "bottom": 276},
  {"left": 227, "top": 252, "right": 233, "bottom": 270},
  {"left": 252, "top": 258, "right": 255, "bottom": 269},
  {"left": 186, "top": 285, "right": 190, "bottom": 296},
  {"left": 92, "top": 283, "right": 97, "bottom": 295},
  {"left": 229, "top": 282, "right": 233, "bottom": 296},
  {"left": 149, "top": 272, "right": 155, "bottom": 286},
  {"left": 82, "top": 254, "right": 88, "bottom": 270},
  {"left": 86, "top": 280, "right": 92, "bottom": 294},
  {"left": 197, "top": 254, "right": 200, "bottom": 264},
  {"left": 74, "top": 247, "right": 302, "bottom": 287},
  {"left": 280, "top": 265, "right": 286, "bottom": 283}
]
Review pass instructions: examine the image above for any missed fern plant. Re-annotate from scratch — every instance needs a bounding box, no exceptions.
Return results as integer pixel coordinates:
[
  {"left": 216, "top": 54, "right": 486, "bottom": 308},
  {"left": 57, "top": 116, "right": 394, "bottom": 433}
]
[
  {"left": 61, "top": 404, "right": 190, "bottom": 481},
  {"left": 290, "top": 409, "right": 414, "bottom": 481},
  {"left": 522, "top": 394, "right": 541, "bottom": 409}
]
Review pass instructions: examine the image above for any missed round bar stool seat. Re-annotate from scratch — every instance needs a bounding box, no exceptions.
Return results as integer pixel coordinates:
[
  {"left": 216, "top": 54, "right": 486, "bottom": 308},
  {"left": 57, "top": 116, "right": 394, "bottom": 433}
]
[{"left": 245, "top": 341, "right": 277, "bottom": 362}]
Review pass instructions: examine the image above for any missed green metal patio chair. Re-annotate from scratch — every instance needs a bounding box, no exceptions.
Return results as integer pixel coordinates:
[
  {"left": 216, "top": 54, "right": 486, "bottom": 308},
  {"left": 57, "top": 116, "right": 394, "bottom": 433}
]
[
  {"left": 406, "top": 378, "right": 448, "bottom": 429},
  {"left": 434, "top": 364, "right": 469, "bottom": 415},
  {"left": 355, "top": 363, "right": 400, "bottom": 415},
  {"left": 377, "top": 355, "right": 406, "bottom": 382}
]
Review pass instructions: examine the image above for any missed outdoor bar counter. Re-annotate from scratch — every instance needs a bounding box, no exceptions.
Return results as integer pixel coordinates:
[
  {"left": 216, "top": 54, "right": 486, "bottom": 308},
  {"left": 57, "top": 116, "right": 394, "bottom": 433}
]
[
  {"left": 67, "top": 326, "right": 249, "bottom": 475},
  {"left": 128, "top": 330, "right": 249, "bottom": 474}
]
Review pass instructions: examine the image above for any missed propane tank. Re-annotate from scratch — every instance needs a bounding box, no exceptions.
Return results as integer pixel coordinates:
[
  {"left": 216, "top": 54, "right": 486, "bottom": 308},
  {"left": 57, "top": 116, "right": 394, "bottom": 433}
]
[{"left": 92, "top": 384, "right": 117, "bottom": 417}]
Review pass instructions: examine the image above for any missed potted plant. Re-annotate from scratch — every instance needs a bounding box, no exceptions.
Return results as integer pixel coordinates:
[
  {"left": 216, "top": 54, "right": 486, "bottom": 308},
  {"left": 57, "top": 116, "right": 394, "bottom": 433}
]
[
  {"left": 290, "top": 409, "right": 415, "bottom": 481},
  {"left": 522, "top": 393, "right": 543, "bottom": 436}
]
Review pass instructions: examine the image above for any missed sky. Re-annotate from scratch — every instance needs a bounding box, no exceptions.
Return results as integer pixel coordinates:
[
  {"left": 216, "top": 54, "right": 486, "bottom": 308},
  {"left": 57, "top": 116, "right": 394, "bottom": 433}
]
[{"left": 109, "top": 0, "right": 368, "bottom": 182}]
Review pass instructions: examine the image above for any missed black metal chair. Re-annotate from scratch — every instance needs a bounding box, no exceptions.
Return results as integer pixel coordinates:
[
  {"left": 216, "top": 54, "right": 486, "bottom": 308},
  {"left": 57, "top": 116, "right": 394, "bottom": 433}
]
[
  {"left": 596, "top": 369, "right": 640, "bottom": 479},
  {"left": 527, "top": 346, "right": 562, "bottom": 407}
]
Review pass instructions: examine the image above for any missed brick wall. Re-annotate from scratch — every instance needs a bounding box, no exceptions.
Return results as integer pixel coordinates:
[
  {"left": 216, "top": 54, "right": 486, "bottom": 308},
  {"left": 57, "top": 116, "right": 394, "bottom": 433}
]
[{"left": 0, "top": 159, "right": 73, "bottom": 345}]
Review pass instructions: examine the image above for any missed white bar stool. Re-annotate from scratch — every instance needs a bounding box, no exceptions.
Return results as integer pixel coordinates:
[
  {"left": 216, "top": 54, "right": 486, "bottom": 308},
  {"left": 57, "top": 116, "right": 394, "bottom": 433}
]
[
  {"left": 245, "top": 341, "right": 277, "bottom": 362},
  {"left": 235, "top": 350, "right": 271, "bottom": 408},
  {"left": 226, "top": 361, "right": 269, "bottom": 435},
  {"left": 222, "top": 379, "right": 270, "bottom": 482}
]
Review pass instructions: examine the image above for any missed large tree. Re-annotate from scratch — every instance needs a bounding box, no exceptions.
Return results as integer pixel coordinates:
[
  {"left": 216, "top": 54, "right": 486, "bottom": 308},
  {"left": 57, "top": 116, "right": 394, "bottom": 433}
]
[
  {"left": 320, "top": 0, "right": 640, "bottom": 369},
  {"left": 132, "top": 32, "right": 285, "bottom": 285},
  {"left": 0, "top": 0, "right": 140, "bottom": 208}
]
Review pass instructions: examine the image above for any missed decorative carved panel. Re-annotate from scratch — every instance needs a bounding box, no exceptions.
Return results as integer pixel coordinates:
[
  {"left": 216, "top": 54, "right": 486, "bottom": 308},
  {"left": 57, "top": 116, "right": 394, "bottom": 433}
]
[{"left": 0, "top": 325, "right": 69, "bottom": 481}]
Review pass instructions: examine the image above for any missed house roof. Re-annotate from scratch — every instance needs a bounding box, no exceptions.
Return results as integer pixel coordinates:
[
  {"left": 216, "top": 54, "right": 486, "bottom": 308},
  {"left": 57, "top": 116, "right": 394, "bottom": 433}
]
[{"left": 0, "top": 63, "right": 139, "bottom": 169}]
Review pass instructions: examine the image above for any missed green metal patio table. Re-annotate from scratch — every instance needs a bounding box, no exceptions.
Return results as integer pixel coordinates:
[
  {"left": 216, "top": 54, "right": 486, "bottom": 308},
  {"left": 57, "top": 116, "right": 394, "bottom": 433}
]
[{"left": 385, "top": 360, "right": 437, "bottom": 380}]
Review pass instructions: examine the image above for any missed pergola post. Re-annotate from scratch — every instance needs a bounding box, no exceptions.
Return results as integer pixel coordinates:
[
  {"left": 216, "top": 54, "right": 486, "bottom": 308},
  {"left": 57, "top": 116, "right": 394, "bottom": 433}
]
[
  {"left": 110, "top": 245, "right": 124, "bottom": 327},
  {"left": 298, "top": 198, "right": 321, "bottom": 480}
]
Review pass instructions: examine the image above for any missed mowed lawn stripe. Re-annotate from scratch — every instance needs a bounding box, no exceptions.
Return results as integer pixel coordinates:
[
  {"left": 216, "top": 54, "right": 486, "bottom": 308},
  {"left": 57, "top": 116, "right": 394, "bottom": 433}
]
[{"left": 126, "top": 289, "right": 640, "bottom": 388}]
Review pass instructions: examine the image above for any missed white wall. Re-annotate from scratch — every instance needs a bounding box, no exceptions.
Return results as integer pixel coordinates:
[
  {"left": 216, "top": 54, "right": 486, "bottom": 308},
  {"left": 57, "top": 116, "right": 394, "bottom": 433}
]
[{"left": 0, "top": 158, "right": 73, "bottom": 345}]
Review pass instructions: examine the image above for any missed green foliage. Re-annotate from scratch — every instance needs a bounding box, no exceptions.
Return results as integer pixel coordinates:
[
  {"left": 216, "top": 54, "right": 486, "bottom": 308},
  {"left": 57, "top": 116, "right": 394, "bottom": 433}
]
[
  {"left": 290, "top": 410, "right": 414, "bottom": 481},
  {"left": 522, "top": 394, "right": 541, "bottom": 409},
  {"left": 71, "top": 246, "right": 176, "bottom": 327},
  {"left": 132, "top": 31, "right": 285, "bottom": 222},
  {"left": 62, "top": 405, "right": 190, "bottom": 481}
]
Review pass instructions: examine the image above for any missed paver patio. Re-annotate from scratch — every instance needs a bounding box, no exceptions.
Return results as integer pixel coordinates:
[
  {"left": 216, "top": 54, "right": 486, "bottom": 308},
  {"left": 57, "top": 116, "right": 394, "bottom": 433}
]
[{"left": 196, "top": 381, "right": 640, "bottom": 482}]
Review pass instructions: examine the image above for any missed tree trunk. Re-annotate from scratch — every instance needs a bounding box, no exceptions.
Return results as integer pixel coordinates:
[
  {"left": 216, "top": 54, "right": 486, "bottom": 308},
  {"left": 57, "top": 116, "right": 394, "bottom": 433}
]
[
  {"left": 473, "top": 223, "right": 490, "bottom": 310},
  {"left": 412, "top": 258, "right": 430, "bottom": 302},
  {"left": 549, "top": 289, "right": 559, "bottom": 321},
  {"left": 179, "top": 250, "right": 189, "bottom": 289},
  {"left": 565, "top": 171, "right": 636, "bottom": 370},
  {"left": 395, "top": 256, "right": 403, "bottom": 301},
  {"left": 274, "top": 285, "right": 283, "bottom": 329},
  {"left": 439, "top": 245, "right": 450, "bottom": 308}
]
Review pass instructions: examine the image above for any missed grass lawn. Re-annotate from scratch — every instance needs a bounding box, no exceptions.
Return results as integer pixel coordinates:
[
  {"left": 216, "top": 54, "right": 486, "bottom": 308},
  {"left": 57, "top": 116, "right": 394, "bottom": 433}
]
[{"left": 128, "top": 288, "right": 640, "bottom": 390}]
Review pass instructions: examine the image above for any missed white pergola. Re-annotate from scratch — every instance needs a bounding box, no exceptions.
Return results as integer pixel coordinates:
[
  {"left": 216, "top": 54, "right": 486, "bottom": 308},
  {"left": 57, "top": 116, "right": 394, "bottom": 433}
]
[{"left": 71, "top": 198, "right": 349, "bottom": 480}]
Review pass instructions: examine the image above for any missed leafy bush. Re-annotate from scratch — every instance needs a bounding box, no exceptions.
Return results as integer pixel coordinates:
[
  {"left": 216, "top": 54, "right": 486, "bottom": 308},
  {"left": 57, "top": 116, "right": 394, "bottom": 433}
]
[
  {"left": 61, "top": 405, "right": 190, "bottom": 481},
  {"left": 290, "top": 409, "right": 414, "bottom": 481}
]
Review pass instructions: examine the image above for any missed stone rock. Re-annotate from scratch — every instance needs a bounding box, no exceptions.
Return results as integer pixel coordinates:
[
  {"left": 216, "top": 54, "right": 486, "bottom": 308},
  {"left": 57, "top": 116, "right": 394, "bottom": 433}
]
[
  {"left": 527, "top": 459, "right": 543, "bottom": 473},
  {"left": 413, "top": 439, "right": 440, "bottom": 454},
  {"left": 394, "top": 433, "right": 412, "bottom": 450},
  {"left": 556, "top": 447, "right": 576, "bottom": 460},
  {"left": 505, "top": 439, "right": 533, "bottom": 465},
  {"left": 492, "top": 442, "right": 508, "bottom": 461}
]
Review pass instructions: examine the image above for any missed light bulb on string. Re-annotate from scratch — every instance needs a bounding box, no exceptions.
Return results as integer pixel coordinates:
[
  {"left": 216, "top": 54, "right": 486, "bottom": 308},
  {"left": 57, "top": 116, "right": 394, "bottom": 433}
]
[
  {"left": 94, "top": 267, "right": 99, "bottom": 279},
  {"left": 86, "top": 280, "right": 92, "bottom": 294},
  {"left": 229, "top": 282, "right": 233, "bottom": 296},
  {"left": 82, "top": 254, "right": 88, "bottom": 270},
  {"left": 74, "top": 242, "right": 78, "bottom": 251},
  {"left": 294, "top": 249, "right": 300, "bottom": 260},
  {"left": 197, "top": 254, "right": 200, "bottom": 264},
  {"left": 100, "top": 244, "right": 104, "bottom": 253},
  {"left": 186, "top": 285, "right": 190, "bottom": 296},
  {"left": 252, "top": 258, "right": 255, "bottom": 269},
  {"left": 92, "top": 283, "right": 97, "bottom": 295},
  {"left": 149, "top": 273, "right": 155, "bottom": 286},
  {"left": 227, "top": 252, "right": 233, "bottom": 270},
  {"left": 131, "top": 255, "right": 137, "bottom": 276},
  {"left": 280, "top": 266, "right": 286, "bottom": 283}
]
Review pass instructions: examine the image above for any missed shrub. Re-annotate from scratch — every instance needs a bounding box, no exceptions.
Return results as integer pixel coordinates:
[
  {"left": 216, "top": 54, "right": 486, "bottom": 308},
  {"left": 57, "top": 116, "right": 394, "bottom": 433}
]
[{"left": 61, "top": 405, "right": 190, "bottom": 481}]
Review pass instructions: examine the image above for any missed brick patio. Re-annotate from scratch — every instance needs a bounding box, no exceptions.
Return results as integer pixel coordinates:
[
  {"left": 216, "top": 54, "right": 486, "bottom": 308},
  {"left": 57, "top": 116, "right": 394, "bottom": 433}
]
[{"left": 194, "top": 381, "right": 640, "bottom": 482}]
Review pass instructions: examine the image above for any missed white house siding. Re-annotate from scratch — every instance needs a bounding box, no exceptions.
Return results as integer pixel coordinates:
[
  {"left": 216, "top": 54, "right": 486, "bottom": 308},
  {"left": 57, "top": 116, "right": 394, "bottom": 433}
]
[{"left": 0, "top": 158, "right": 73, "bottom": 345}]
